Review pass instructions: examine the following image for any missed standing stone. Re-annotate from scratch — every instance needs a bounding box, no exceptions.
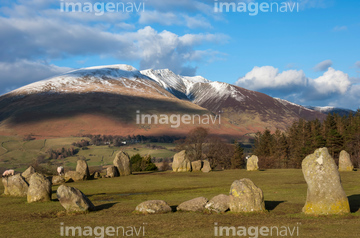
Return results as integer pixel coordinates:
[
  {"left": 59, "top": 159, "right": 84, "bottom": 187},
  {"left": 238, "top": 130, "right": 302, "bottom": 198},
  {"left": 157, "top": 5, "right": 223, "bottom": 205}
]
[
  {"left": 113, "top": 151, "right": 131, "bottom": 176},
  {"left": 338, "top": 150, "right": 354, "bottom": 172},
  {"left": 177, "top": 197, "right": 208, "bottom": 212},
  {"left": 76, "top": 159, "right": 90, "bottom": 179},
  {"left": 2, "top": 174, "right": 28, "bottom": 197},
  {"left": 205, "top": 194, "right": 230, "bottom": 213},
  {"left": 64, "top": 171, "right": 86, "bottom": 182},
  {"left": 191, "top": 160, "right": 203, "bottom": 171},
  {"left": 21, "top": 166, "right": 36, "bottom": 182},
  {"left": 172, "top": 150, "right": 191, "bottom": 172},
  {"left": 247, "top": 155, "right": 259, "bottom": 171},
  {"left": 52, "top": 176, "right": 66, "bottom": 185},
  {"left": 302, "top": 148, "right": 350, "bottom": 215},
  {"left": 106, "top": 166, "right": 119, "bottom": 178},
  {"left": 229, "top": 178, "right": 265, "bottom": 213},
  {"left": 135, "top": 200, "right": 172, "bottom": 214},
  {"left": 57, "top": 185, "right": 95, "bottom": 212},
  {"left": 92, "top": 171, "right": 101, "bottom": 179},
  {"left": 27, "top": 173, "right": 52, "bottom": 203},
  {"left": 201, "top": 160, "right": 211, "bottom": 173}
]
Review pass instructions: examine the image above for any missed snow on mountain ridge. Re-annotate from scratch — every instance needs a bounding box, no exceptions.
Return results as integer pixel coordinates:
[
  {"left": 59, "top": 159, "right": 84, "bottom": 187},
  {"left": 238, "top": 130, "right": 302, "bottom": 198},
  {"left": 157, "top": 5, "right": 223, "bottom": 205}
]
[
  {"left": 275, "top": 98, "right": 314, "bottom": 112},
  {"left": 9, "top": 64, "right": 156, "bottom": 95}
]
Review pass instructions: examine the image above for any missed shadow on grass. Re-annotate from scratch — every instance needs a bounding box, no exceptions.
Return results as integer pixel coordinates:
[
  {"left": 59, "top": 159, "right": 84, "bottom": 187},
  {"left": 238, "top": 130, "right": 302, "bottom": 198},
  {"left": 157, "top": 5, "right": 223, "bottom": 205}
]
[
  {"left": 95, "top": 202, "right": 118, "bottom": 211},
  {"left": 170, "top": 205, "right": 178, "bottom": 212},
  {"left": 348, "top": 194, "right": 360, "bottom": 213},
  {"left": 265, "top": 200, "right": 284, "bottom": 211}
]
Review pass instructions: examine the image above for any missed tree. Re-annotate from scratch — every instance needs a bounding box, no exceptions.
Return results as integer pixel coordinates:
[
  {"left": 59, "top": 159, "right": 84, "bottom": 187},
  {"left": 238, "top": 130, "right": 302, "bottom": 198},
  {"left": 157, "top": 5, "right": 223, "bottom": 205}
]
[
  {"left": 180, "top": 127, "right": 209, "bottom": 161},
  {"left": 231, "top": 140, "right": 244, "bottom": 169}
]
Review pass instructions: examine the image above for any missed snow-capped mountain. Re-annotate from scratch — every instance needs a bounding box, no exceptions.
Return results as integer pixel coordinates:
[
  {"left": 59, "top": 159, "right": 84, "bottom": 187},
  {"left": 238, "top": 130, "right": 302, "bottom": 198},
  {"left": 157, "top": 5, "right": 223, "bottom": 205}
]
[
  {"left": 0, "top": 64, "right": 327, "bottom": 137},
  {"left": 9, "top": 64, "right": 173, "bottom": 98},
  {"left": 140, "top": 69, "right": 209, "bottom": 99},
  {"left": 306, "top": 106, "right": 355, "bottom": 116}
]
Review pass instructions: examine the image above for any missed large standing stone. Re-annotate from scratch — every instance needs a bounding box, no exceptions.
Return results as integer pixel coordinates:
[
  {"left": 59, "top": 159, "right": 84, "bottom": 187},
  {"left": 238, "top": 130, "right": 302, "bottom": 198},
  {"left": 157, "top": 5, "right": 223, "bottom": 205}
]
[
  {"left": 113, "top": 151, "right": 131, "bottom": 176},
  {"left": 177, "top": 197, "right": 208, "bottom": 212},
  {"left": 21, "top": 166, "right": 36, "bottom": 182},
  {"left": 302, "top": 148, "right": 350, "bottom": 215},
  {"left": 205, "top": 194, "right": 230, "bottom": 213},
  {"left": 2, "top": 174, "right": 28, "bottom": 197},
  {"left": 57, "top": 185, "right": 95, "bottom": 212},
  {"left": 229, "top": 178, "right": 265, "bottom": 213},
  {"left": 52, "top": 176, "right": 66, "bottom": 185},
  {"left": 76, "top": 159, "right": 90, "bottom": 179},
  {"left": 27, "top": 173, "right": 52, "bottom": 203},
  {"left": 172, "top": 150, "right": 191, "bottom": 172},
  {"left": 106, "top": 166, "right": 119, "bottom": 178},
  {"left": 201, "top": 160, "right": 211, "bottom": 173},
  {"left": 247, "top": 155, "right": 259, "bottom": 171},
  {"left": 191, "top": 160, "right": 203, "bottom": 172},
  {"left": 338, "top": 150, "right": 354, "bottom": 172},
  {"left": 65, "top": 171, "right": 87, "bottom": 182},
  {"left": 135, "top": 200, "right": 172, "bottom": 214}
]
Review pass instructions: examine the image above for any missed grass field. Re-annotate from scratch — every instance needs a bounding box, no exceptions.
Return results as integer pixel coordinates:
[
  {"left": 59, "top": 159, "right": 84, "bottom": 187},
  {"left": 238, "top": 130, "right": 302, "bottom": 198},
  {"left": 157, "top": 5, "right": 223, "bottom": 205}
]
[
  {"left": 0, "top": 169, "right": 359, "bottom": 238},
  {"left": 0, "top": 136, "right": 176, "bottom": 172}
]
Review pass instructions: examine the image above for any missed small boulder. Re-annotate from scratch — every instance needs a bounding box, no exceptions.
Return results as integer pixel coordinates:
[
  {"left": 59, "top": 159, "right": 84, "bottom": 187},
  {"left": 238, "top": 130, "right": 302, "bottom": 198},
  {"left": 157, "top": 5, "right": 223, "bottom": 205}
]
[
  {"left": 177, "top": 197, "right": 208, "bottom": 212},
  {"left": 76, "top": 159, "right": 90, "bottom": 179},
  {"left": 27, "top": 173, "right": 52, "bottom": 203},
  {"left": 247, "top": 155, "right": 259, "bottom": 171},
  {"left": 229, "top": 178, "right": 265, "bottom": 213},
  {"left": 92, "top": 171, "right": 101, "bottom": 179},
  {"left": 172, "top": 150, "right": 191, "bottom": 172},
  {"left": 57, "top": 185, "right": 95, "bottom": 212},
  {"left": 2, "top": 174, "right": 28, "bottom": 197},
  {"left": 113, "top": 151, "right": 131, "bottom": 176},
  {"left": 205, "top": 194, "right": 230, "bottom": 213},
  {"left": 135, "top": 200, "right": 172, "bottom": 214},
  {"left": 201, "top": 160, "right": 211, "bottom": 173},
  {"left": 302, "top": 148, "right": 350, "bottom": 215},
  {"left": 191, "top": 160, "right": 203, "bottom": 172},
  {"left": 21, "top": 166, "right": 36, "bottom": 182},
  {"left": 52, "top": 176, "right": 66, "bottom": 185},
  {"left": 338, "top": 150, "right": 354, "bottom": 172},
  {"left": 106, "top": 166, "right": 119, "bottom": 178},
  {"left": 65, "top": 171, "right": 87, "bottom": 182}
]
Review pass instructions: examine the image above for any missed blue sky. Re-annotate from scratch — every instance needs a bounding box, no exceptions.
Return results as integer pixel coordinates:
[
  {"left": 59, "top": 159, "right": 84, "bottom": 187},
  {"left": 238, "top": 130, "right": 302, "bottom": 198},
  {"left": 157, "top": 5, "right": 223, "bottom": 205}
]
[{"left": 0, "top": 0, "right": 359, "bottom": 109}]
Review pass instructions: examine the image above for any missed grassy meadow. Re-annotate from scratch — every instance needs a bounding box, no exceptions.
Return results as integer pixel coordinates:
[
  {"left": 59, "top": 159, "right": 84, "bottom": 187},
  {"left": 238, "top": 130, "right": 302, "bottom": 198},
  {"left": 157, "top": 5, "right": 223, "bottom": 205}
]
[
  {"left": 0, "top": 169, "right": 360, "bottom": 238},
  {"left": 0, "top": 136, "right": 176, "bottom": 172}
]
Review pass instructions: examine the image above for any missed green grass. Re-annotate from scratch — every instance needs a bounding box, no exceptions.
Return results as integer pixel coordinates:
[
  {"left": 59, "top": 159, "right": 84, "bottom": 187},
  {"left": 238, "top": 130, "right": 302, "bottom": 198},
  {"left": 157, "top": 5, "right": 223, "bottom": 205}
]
[
  {"left": 0, "top": 136, "right": 175, "bottom": 172},
  {"left": 0, "top": 169, "right": 359, "bottom": 237}
]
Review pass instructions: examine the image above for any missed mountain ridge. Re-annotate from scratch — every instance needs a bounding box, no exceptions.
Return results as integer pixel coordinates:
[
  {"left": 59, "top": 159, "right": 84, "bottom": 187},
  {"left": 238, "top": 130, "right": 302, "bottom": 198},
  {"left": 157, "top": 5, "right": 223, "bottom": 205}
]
[{"left": 0, "top": 64, "right": 328, "bottom": 138}]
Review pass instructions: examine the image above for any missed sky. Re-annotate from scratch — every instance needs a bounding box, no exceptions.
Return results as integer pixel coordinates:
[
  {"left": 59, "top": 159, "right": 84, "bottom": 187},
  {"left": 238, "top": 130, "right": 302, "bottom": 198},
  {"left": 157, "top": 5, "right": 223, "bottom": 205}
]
[{"left": 0, "top": 0, "right": 359, "bottom": 110}]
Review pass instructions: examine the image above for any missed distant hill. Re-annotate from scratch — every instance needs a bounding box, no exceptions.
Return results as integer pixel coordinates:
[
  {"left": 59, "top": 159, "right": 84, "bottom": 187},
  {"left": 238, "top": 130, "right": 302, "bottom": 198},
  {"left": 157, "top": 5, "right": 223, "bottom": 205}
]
[
  {"left": 306, "top": 106, "right": 356, "bottom": 117},
  {"left": 0, "top": 64, "right": 326, "bottom": 138}
]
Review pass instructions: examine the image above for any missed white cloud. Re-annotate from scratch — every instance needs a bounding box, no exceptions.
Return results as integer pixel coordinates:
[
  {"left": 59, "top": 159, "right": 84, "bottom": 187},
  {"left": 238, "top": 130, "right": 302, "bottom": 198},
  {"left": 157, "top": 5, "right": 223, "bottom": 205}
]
[
  {"left": 311, "top": 67, "right": 351, "bottom": 95},
  {"left": 0, "top": 60, "right": 72, "bottom": 95},
  {"left": 355, "top": 61, "right": 360, "bottom": 68},
  {"left": 139, "top": 11, "right": 180, "bottom": 25},
  {"left": 235, "top": 66, "right": 307, "bottom": 91},
  {"left": 313, "top": 59, "right": 333, "bottom": 72},
  {"left": 183, "top": 15, "right": 212, "bottom": 29},
  {"left": 235, "top": 66, "right": 353, "bottom": 107}
]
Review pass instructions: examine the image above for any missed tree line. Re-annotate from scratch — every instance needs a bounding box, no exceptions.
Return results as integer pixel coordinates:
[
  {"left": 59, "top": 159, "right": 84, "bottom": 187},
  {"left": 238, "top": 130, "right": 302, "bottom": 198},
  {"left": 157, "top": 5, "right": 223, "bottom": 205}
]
[
  {"left": 253, "top": 111, "right": 360, "bottom": 169},
  {"left": 175, "top": 127, "right": 244, "bottom": 170}
]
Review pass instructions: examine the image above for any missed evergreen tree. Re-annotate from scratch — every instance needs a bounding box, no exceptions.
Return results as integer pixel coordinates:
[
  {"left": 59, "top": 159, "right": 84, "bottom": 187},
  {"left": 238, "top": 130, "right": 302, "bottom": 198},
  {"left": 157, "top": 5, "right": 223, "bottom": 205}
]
[{"left": 231, "top": 140, "right": 244, "bottom": 169}]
